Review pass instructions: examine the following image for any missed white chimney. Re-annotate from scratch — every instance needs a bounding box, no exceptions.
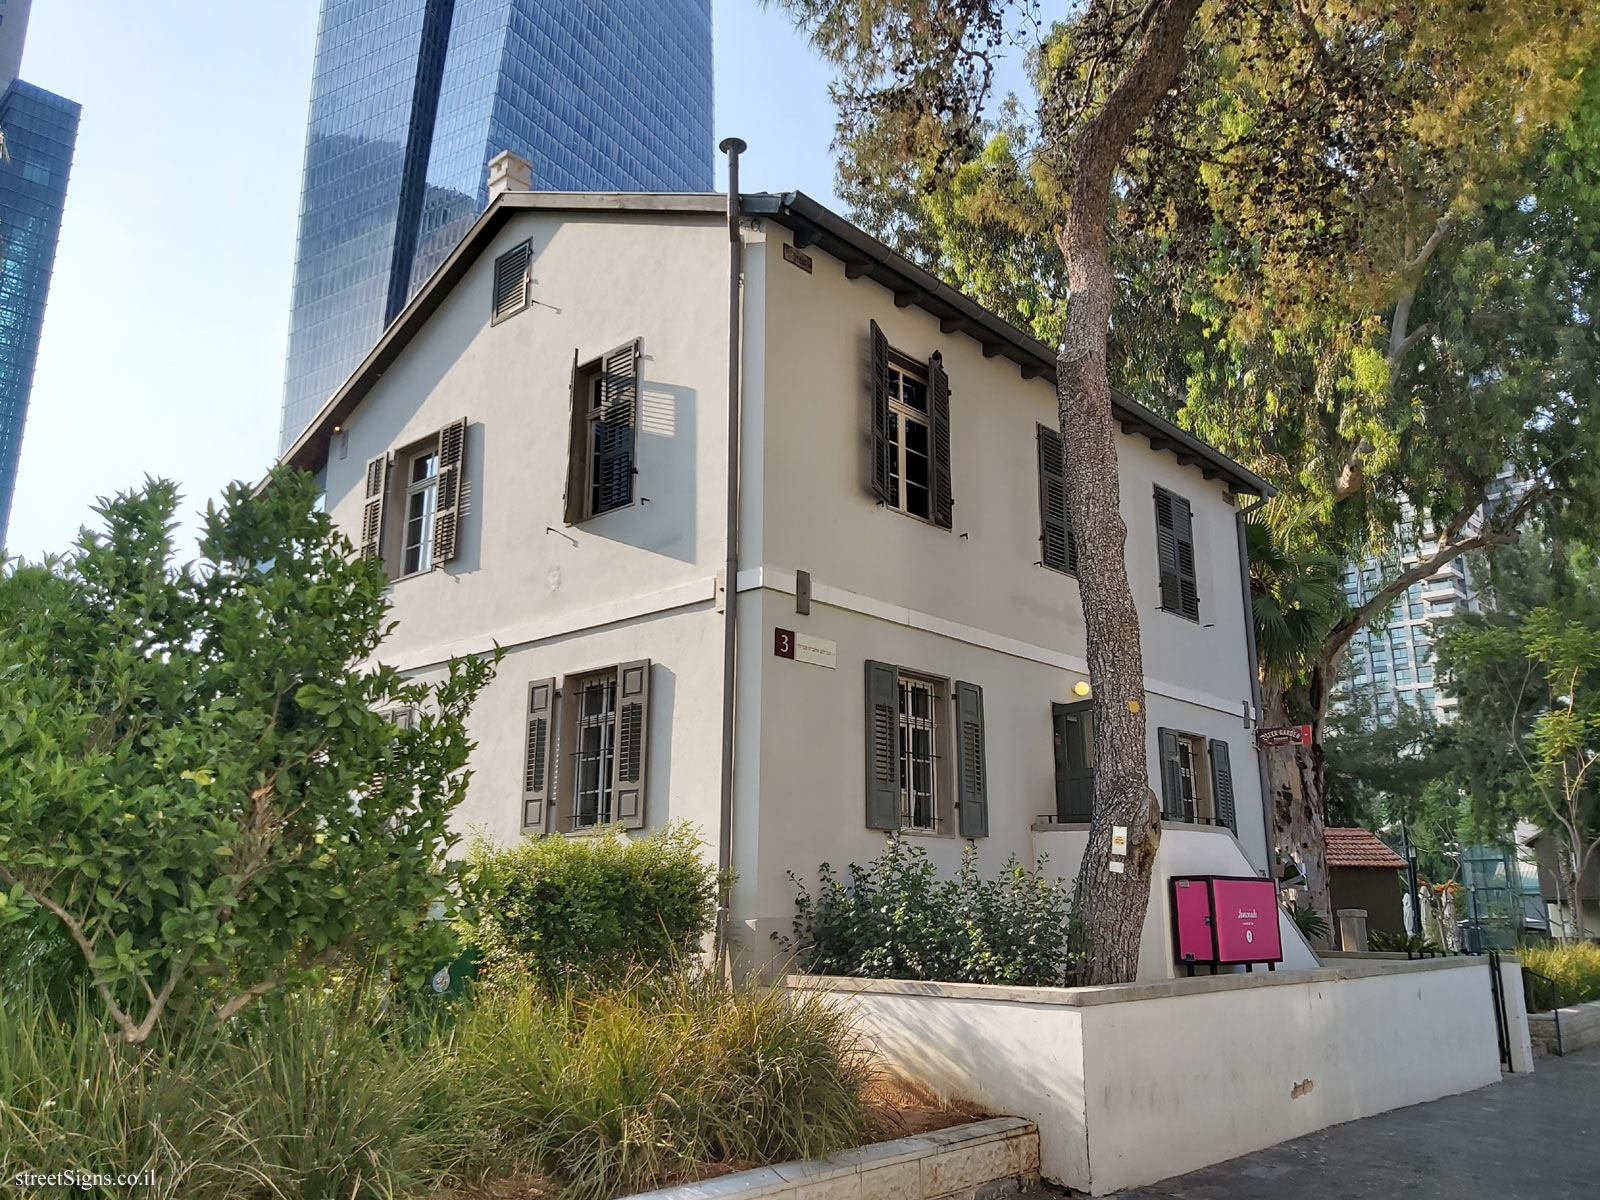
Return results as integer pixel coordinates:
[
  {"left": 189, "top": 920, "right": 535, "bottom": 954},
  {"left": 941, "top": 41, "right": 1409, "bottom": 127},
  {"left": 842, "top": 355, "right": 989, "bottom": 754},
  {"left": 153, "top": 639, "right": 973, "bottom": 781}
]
[{"left": 487, "top": 150, "right": 533, "bottom": 199}]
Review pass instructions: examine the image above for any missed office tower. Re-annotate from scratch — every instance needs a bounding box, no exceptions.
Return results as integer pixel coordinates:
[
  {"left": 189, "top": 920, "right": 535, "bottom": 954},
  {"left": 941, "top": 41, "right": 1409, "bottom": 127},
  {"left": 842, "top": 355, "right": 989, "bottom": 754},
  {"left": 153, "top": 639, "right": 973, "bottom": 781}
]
[
  {"left": 278, "top": 0, "right": 715, "bottom": 450},
  {"left": 0, "top": 0, "right": 80, "bottom": 540}
]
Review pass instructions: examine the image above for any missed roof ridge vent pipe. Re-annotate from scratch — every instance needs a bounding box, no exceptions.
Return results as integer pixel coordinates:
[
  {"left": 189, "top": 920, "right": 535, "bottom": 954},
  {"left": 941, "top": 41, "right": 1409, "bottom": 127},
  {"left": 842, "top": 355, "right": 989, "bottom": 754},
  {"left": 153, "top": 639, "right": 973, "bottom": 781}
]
[
  {"left": 487, "top": 150, "right": 533, "bottom": 199},
  {"left": 714, "top": 137, "right": 747, "bottom": 976}
]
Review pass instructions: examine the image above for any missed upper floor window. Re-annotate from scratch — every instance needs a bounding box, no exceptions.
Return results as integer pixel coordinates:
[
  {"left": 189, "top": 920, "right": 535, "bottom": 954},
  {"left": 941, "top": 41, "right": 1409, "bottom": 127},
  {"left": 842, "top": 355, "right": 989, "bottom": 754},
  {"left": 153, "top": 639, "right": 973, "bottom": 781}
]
[
  {"left": 1154, "top": 486, "right": 1200, "bottom": 621},
  {"left": 563, "top": 338, "right": 640, "bottom": 523},
  {"left": 359, "top": 417, "right": 467, "bottom": 578},
  {"left": 1036, "top": 423, "right": 1079, "bottom": 575},
  {"left": 491, "top": 239, "right": 532, "bottom": 323},
  {"left": 401, "top": 442, "right": 440, "bottom": 575},
  {"left": 868, "top": 321, "right": 952, "bottom": 528}
]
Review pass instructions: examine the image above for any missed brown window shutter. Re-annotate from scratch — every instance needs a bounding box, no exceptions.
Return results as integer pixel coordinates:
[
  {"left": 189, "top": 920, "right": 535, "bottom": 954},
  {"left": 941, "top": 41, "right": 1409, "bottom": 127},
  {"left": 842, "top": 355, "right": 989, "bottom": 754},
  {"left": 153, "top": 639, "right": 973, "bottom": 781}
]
[
  {"left": 954, "top": 680, "right": 988, "bottom": 838},
  {"left": 864, "top": 659, "right": 900, "bottom": 829},
  {"left": 1209, "top": 738, "right": 1236, "bottom": 833},
  {"left": 1157, "top": 727, "right": 1184, "bottom": 820},
  {"left": 1036, "top": 424, "right": 1078, "bottom": 574},
  {"left": 563, "top": 348, "right": 586, "bottom": 525},
  {"left": 594, "top": 338, "right": 640, "bottom": 513},
  {"left": 360, "top": 453, "right": 390, "bottom": 567},
  {"left": 491, "top": 239, "right": 532, "bottom": 323},
  {"left": 432, "top": 418, "right": 467, "bottom": 565},
  {"left": 1173, "top": 494, "right": 1199, "bottom": 620},
  {"left": 929, "top": 351, "right": 953, "bottom": 528},
  {"left": 869, "top": 321, "right": 891, "bottom": 503},
  {"left": 612, "top": 659, "right": 650, "bottom": 829},
  {"left": 1154, "top": 487, "right": 1181, "bottom": 612},
  {"left": 522, "top": 677, "right": 556, "bottom": 832}
]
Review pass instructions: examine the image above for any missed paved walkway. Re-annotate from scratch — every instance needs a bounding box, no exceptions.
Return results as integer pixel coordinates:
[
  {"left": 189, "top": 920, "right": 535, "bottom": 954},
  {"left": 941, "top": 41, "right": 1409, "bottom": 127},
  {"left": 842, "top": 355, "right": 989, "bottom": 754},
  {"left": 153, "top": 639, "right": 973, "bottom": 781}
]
[{"left": 1106, "top": 1046, "right": 1600, "bottom": 1199}]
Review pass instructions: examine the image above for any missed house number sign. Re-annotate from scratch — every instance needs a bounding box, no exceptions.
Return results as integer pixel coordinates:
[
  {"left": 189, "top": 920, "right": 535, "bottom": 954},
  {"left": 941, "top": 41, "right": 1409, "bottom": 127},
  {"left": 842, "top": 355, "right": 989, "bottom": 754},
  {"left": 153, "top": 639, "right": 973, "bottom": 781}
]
[{"left": 774, "top": 628, "right": 837, "bottom": 670}]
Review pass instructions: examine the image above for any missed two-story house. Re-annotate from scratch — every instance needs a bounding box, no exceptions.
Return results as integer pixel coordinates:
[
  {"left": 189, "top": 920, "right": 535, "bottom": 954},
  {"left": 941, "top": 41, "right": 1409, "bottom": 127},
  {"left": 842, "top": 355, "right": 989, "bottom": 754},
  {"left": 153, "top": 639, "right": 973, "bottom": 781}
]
[{"left": 283, "top": 163, "right": 1314, "bottom": 980}]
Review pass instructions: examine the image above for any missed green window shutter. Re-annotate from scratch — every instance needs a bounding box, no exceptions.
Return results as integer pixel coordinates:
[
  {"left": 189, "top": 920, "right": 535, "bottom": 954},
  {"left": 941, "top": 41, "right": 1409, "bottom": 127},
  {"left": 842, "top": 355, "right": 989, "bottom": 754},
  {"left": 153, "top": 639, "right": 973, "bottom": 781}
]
[
  {"left": 1209, "top": 738, "right": 1236, "bottom": 833},
  {"left": 1036, "top": 424, "right": 1077, "bottom": 574},
  {"left": 929, "top": 351, "right": 954, "bottom": 528},
  {"left": 864, "top": 659, "right": 901, "bottom": 830},
  {"left": 1053, "top": 700, "right": 1095, "bottom": 822},
  {"left": 521, "top": 678, "right": 556, "bottom": 832},
  {"left": 491, "top": 239, "right": 532, "bottom": 322},
  {"left": 432, "top": 417, "right": 467, "bottom": 565},
  {"left": 595, "top": 338, "right": 640, "bottom": 513},
  {"left": 563, "top": 349, "right": 585, "bottom": 525},
  {"left": 360, "top": 453, "right": 390, "bottom": 568},
  {"left": 1173, "top": 493, "right": 1200, "bottom": 620},
  {"left": 1154, "top": 487, "right": 1181, "bottom": 613},
  {"left": 1157, "top": 727, "right": 1183, "bottom": 820},
  {"left": 612, "top": 660, "right": 650, "bottom": 829},
  {"left": 954, "top": 680, "right": 988, "bottom": 838},
  {"left": 869, "top": 321, "right": 891, "bottom": 503}
]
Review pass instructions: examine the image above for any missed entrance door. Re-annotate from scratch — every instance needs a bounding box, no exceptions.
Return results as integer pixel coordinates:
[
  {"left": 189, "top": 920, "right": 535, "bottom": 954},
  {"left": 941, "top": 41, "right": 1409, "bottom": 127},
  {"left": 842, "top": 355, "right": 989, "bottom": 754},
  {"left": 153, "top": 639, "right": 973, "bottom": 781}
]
[{"left": 1053, "top": 700, "right": 1095, "bottom": 823}]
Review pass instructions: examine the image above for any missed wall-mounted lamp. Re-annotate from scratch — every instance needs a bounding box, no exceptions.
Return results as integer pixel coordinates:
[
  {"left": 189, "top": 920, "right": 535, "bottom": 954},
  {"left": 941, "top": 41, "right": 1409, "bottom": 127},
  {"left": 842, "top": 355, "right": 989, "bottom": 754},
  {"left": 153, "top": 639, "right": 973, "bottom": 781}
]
[{"left": 1073, "top": 680, "right": 1091, "bottom": 697}]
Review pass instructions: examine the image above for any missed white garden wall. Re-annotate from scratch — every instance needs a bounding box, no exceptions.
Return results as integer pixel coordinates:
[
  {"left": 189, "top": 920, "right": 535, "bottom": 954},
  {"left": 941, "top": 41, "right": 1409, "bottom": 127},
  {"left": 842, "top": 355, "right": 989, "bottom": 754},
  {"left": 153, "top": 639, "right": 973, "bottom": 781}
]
[{"left": 793, "top": 956, "right": 1504, "bottom": 1195}]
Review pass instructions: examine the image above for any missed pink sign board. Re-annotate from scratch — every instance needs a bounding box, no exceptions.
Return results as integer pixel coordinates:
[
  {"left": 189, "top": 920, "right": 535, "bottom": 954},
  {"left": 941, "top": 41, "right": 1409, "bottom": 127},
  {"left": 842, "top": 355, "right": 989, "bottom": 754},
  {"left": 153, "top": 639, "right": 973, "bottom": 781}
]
[
  {"left": 1171, "top": 878, "right": 1214, "bottom": 962},
  {"left": 1210, "top": 878, "right": 1282, "bottom": 964}
]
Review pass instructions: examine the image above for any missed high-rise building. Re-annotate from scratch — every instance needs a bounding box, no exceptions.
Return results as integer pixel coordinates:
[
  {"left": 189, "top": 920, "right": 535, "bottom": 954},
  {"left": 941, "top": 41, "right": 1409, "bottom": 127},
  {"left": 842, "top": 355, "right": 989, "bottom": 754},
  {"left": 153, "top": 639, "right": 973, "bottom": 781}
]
[
  {"left": 278, "top": 0, "right": 715, "bottom": 451},
  {"left": 0, "top": 1, "right": 80, "bottom": 541}
]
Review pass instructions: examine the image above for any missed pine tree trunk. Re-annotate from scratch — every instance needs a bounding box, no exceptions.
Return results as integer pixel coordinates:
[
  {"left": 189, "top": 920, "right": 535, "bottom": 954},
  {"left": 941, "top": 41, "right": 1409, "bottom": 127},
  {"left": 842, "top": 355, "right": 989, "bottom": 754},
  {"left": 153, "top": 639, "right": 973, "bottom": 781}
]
[
  {"left": 1058, "top": 0, "right": 1203, "bottom": 985},
  {"left": 1262, "top": 675, "right": 1332, "bottom": 944}
]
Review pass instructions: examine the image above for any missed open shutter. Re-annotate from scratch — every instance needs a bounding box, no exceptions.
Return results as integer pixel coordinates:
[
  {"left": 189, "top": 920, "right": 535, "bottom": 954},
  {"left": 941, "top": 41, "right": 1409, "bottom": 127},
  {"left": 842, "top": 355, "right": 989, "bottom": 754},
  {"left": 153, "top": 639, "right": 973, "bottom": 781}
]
[
  {"left": 360, "top": 453, "right": 390, "bottom": 566},
  {"left": 1036, "top": 424, "right": 1078, "bottom": 574},
  {"left": 1173, "top": 494, "right": 1199, "bottom": 620},
  {"left": 1157, "top": 727, "right": 1184, "bottom": 820},
  {"left": 929, "top": 351, "right": 954, "bottom": 528},
  {"left": 492, "top": 239, "right": 531, "bottom": 322},
  {"left": 612, "top": 659, "right": 650, "bottom": 829},
  {"left": 595, "top": 339, "right": 639, "bottom": 512},
  {"left": 432, "top": 417, "right": 466, "bottom": 565},
  {"left": 869, "top": 321, "right": 891, "bottom": 503},
  {"left": 954, "top": 681, "right": 988, "bottom": 838},
  {"left": 521, "top": 678, "right": 556, "bottom": 832},
  {"left": 563, "top": 349, "right": 586, "bottom": 524},
  {"left": 864, "top": 660, "right": 901, "bottom": 830},
  {"left": 1209, "top": 738, "right": 1236, "bottom": 833},
  {"left": 1053, "top": 701, "right": 1095, "bottom": 822},
  {"left": 1154, "top": 488, "right": 1181, "bottom": 613}
]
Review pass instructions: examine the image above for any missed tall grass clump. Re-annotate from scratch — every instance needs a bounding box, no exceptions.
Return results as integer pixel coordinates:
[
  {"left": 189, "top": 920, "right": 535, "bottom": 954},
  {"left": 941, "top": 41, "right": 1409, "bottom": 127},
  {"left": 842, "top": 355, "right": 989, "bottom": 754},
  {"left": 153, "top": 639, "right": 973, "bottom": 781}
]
[
  {"left": 464, "top": 823, "right": 718, "bottom": 991},
  {"left": 1520, "top": 941, "right": 1600, "bottom": 1010},
  {"left": 448, "top": 971, "right": 875, "bottom": 1199}
]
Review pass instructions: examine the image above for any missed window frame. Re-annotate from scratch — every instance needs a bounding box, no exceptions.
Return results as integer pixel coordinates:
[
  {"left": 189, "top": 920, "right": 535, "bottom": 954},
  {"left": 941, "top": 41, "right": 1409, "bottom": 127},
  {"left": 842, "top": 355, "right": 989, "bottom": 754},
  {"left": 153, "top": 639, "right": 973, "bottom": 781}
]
[
  {"left": 394, "top": 434, "right": 442, "bottom": 579},
  {"left": 892, "top": 668, "right": 954, "bottom": 835},
  {"left": 490, "top": 239, "right": 533, "bottom": 324},
  {"left": 1172, "top": 732, "right": 1216, "bottom": 825},
  {"left": 883, "top": 352, "right": 937, "bottom": 524},
  {"left": 1153, "top": 485, "right": 1201, "bottom": 622},
  {"left": 564, "top": 668, "right": 620, "bottom": 833},
  {"left": 564, "top": 341, "right": 640, "bottom": 524}
]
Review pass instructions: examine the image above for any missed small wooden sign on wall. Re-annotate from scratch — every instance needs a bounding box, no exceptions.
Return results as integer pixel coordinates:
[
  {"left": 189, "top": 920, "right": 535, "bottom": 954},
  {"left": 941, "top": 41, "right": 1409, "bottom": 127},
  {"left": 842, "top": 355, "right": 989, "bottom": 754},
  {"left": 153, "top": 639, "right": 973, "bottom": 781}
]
[{"left": 774, "top": 628, "right": 837, "bottom": 669}]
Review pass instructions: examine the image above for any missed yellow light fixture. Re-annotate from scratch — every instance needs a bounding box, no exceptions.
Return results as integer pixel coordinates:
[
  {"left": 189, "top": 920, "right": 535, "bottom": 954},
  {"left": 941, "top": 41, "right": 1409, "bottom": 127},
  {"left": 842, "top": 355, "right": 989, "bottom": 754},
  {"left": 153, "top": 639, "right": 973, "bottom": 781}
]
[{"left": 1073, "top": 680, "right": 1091, "bottom": 697}]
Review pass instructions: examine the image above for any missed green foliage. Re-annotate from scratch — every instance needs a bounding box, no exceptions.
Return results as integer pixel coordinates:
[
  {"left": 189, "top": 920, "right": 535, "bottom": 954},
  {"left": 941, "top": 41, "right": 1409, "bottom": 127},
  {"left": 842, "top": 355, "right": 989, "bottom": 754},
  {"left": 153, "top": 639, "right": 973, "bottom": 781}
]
[
  {"left": 0, "top": 972, "right": 872, "bottom": 1200},
  {"left": 1367, "top": 930, "right": 1442, "bottom": 954},
  {"left": 789, "top": 835, "right": 1082, "bottom": 986},
  {"left": 0, "top": 471, "right": 496, "bottom": 1043},
  {"left": 463, "top": 823, "right": 718, "bottom": 991},
  {"left": 1519, "top": 942, "right": 1600, "bottom": 1010},
  {"left": 1286, "top": 901, "right": 1330, "bottom": 942}
]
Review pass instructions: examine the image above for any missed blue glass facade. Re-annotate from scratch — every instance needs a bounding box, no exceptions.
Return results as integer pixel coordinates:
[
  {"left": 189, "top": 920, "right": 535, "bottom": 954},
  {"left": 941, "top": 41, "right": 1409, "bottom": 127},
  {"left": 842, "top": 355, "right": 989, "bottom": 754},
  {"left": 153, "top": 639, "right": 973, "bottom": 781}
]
[
  {"left": 0, "top": 80, "right": 79, "bottom": 541},
  {"left": 280, "top": 0, "right": 714, "bottom": 450}
]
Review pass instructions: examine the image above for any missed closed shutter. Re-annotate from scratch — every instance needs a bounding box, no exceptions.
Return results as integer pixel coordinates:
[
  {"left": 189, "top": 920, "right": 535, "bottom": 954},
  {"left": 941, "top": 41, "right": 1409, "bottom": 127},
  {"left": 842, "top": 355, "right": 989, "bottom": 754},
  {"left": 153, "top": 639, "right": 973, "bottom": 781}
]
[
  {"left": 929, "top": 351, "right": 954, "bottom": 528},
  {"left": 1209, "top": 738, "right": 1236, "bottom": 833},
  {"left": 1036, "top": 424, "right": 1078, "bottom": 574},
  {"left": 1173, "top": 493, "right": 1200, "bottom": 620},
  {"left": 612, "top": 659, "right": 650, "bottom": 829},
  {"left": 954, "top": 680, "right": 988, "bottom": 838},
  {"left": 360, "top": 453, "right": 390, "bottom": 565},
  {"left": 1155, "top": 488, "right": 1181, "bottom": 613},
  {"left": 521, "top": 678, "right": 556, "bottom": 832},
  {"left": 864, "top": 659, "right": 901, "bottom": 830},
  {"left": 432, "top": 417, "right": 467, "bottom": 565},
  {"left": 869, "top": 321, "right": 891, "bottom": 503},
  {"left": 1157, "top": 727, "right": 1184, "bottom": 820},
  {"left": 563, "top": 349, "right": 585, "bottom": 525},
  {"left": 491, "top": 239, "right": 531, "bottom": 322},
  {"left": 1053, "top": 701, "right": 1095, "bottom": 822},
  {"left": 595, "top": 338, "right": 639, "bottom": 512}
]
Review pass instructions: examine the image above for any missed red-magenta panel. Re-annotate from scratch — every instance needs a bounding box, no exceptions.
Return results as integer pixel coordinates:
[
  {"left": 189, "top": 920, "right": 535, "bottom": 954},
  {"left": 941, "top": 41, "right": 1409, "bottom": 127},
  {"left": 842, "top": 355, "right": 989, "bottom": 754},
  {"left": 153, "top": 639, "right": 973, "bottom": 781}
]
[
  {"left": 1210, "top": 878, "right": 1283, "bottom": 963},
  {"left": 1171, "top": 878, "right": 1215, "bottom": 962}
]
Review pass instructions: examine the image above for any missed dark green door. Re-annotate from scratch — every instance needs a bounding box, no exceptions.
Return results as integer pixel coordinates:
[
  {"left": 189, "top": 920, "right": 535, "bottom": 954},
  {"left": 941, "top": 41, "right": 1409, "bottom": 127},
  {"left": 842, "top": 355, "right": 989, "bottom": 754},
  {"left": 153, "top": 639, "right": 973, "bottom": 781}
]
[{"left": 1053, "top": 700, "right": 1095, "bottom": 823}]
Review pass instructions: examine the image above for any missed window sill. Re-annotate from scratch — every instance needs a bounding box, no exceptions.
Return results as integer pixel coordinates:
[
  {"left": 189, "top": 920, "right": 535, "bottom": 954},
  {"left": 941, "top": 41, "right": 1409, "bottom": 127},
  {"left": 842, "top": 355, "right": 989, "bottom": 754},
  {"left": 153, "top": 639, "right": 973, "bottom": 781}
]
[
  {"left": 895, "top": 825, "right": 955, "bottom": 840},
  {"left": 390, "top": 566, "right": 437, "bottom": 584},
  {"left": 1157, "top": 606, "right": 1201, "bottom": 623}
]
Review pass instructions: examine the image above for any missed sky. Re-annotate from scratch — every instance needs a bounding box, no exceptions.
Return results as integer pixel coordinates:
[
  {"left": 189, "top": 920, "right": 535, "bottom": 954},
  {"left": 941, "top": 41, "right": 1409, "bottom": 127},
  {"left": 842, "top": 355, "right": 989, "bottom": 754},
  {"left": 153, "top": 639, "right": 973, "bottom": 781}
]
[{"left": 4, "top": 0, "right": 847, "bottom": 562}]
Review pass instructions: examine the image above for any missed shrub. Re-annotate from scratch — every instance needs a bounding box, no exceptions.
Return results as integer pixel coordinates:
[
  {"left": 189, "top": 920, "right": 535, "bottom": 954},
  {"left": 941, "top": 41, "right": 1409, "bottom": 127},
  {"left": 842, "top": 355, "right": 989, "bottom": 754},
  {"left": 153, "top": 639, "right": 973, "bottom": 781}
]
[
  {"left": 1519, "top": 941, "right": 1600, "bottom": 1010},
  {"left": 1367, "top": 930, "right": 1441, "bottom": 953},
  {"left": 789, "top": 835, "right": 1082, "bottom": 986},
  {"left": 1285, "top": 901, "right": 1329, "bottom": 941},
  {"left": 464, "top": 823, "right": 718, "bottom": 990}
]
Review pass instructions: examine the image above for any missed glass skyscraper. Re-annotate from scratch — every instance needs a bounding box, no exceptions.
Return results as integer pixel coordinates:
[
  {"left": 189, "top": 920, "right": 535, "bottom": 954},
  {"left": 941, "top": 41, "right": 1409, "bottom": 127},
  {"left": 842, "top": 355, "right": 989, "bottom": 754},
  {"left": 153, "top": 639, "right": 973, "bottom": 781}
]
[
  {"left": 279, "top": 0, "right": 715, "bottom": 450},
  {"left": 0, "top": 0, "right": 80, "bottom": 542}
]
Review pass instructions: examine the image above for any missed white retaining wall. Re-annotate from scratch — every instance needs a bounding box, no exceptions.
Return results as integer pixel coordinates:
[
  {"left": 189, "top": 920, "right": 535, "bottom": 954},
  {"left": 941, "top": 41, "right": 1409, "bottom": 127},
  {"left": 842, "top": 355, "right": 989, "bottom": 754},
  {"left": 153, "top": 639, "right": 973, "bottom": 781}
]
[
  {"left": 793, "top": 956, "right": 1504, "bottom": 1195},
  {"left": 1529, "top": 996, "right": 1600, "bottom": 1056}
]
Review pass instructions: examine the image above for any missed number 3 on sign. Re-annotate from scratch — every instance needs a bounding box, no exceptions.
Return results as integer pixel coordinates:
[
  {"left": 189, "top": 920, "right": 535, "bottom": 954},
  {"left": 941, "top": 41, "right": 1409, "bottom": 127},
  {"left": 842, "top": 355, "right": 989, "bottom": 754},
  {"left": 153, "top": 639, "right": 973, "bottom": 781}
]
[{"left": 774, "top": 628, "right": 795, "bottom": 659}]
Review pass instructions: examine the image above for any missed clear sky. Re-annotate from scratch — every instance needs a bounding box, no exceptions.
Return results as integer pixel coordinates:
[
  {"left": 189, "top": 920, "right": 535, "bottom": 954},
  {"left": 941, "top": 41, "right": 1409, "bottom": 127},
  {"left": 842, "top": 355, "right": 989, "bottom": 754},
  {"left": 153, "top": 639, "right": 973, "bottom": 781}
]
[{"left": 5, "top": 0, "right": 846, "bottom": 561}]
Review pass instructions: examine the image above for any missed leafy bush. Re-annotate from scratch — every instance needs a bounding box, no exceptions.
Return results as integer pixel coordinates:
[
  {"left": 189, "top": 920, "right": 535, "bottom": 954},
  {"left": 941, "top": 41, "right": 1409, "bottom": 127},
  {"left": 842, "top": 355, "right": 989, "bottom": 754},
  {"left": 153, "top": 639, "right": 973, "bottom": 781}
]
[
  {"left": 1285, "top": 901, "right": 1330, "bottom": 941},
  {"left": 0, "top": 971, "right": 871, "bottom": 1200},
  {"left": 1519, "top": 941, "right": 1600, "bottom": 1010},
  {"left": 1368, "top": 929, "right": 1442, "bottom": 953},
  {"left": 789, "top": 835, "right": 1083, "bottom": 986},
  {"left": 464, "top": 823, "right": 718, "bottom": 990}
]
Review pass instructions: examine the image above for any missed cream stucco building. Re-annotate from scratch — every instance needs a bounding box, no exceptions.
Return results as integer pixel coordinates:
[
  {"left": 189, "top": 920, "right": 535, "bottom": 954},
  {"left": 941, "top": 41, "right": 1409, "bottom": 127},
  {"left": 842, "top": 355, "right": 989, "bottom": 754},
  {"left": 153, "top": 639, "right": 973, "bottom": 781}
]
[{"left": 284, "top": 178, "right": 1310, "bottom": 980}]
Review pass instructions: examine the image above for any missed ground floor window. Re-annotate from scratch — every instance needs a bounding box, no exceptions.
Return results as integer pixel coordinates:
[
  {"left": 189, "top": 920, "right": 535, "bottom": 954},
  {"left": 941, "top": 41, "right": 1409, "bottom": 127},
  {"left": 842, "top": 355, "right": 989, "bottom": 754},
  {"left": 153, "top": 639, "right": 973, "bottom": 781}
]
[
  {"left": 570, "top": 671, "right": 618, "bottom": 829},
  {"left": 898, "top": 673, "right": 943, "bottom": 831}
]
